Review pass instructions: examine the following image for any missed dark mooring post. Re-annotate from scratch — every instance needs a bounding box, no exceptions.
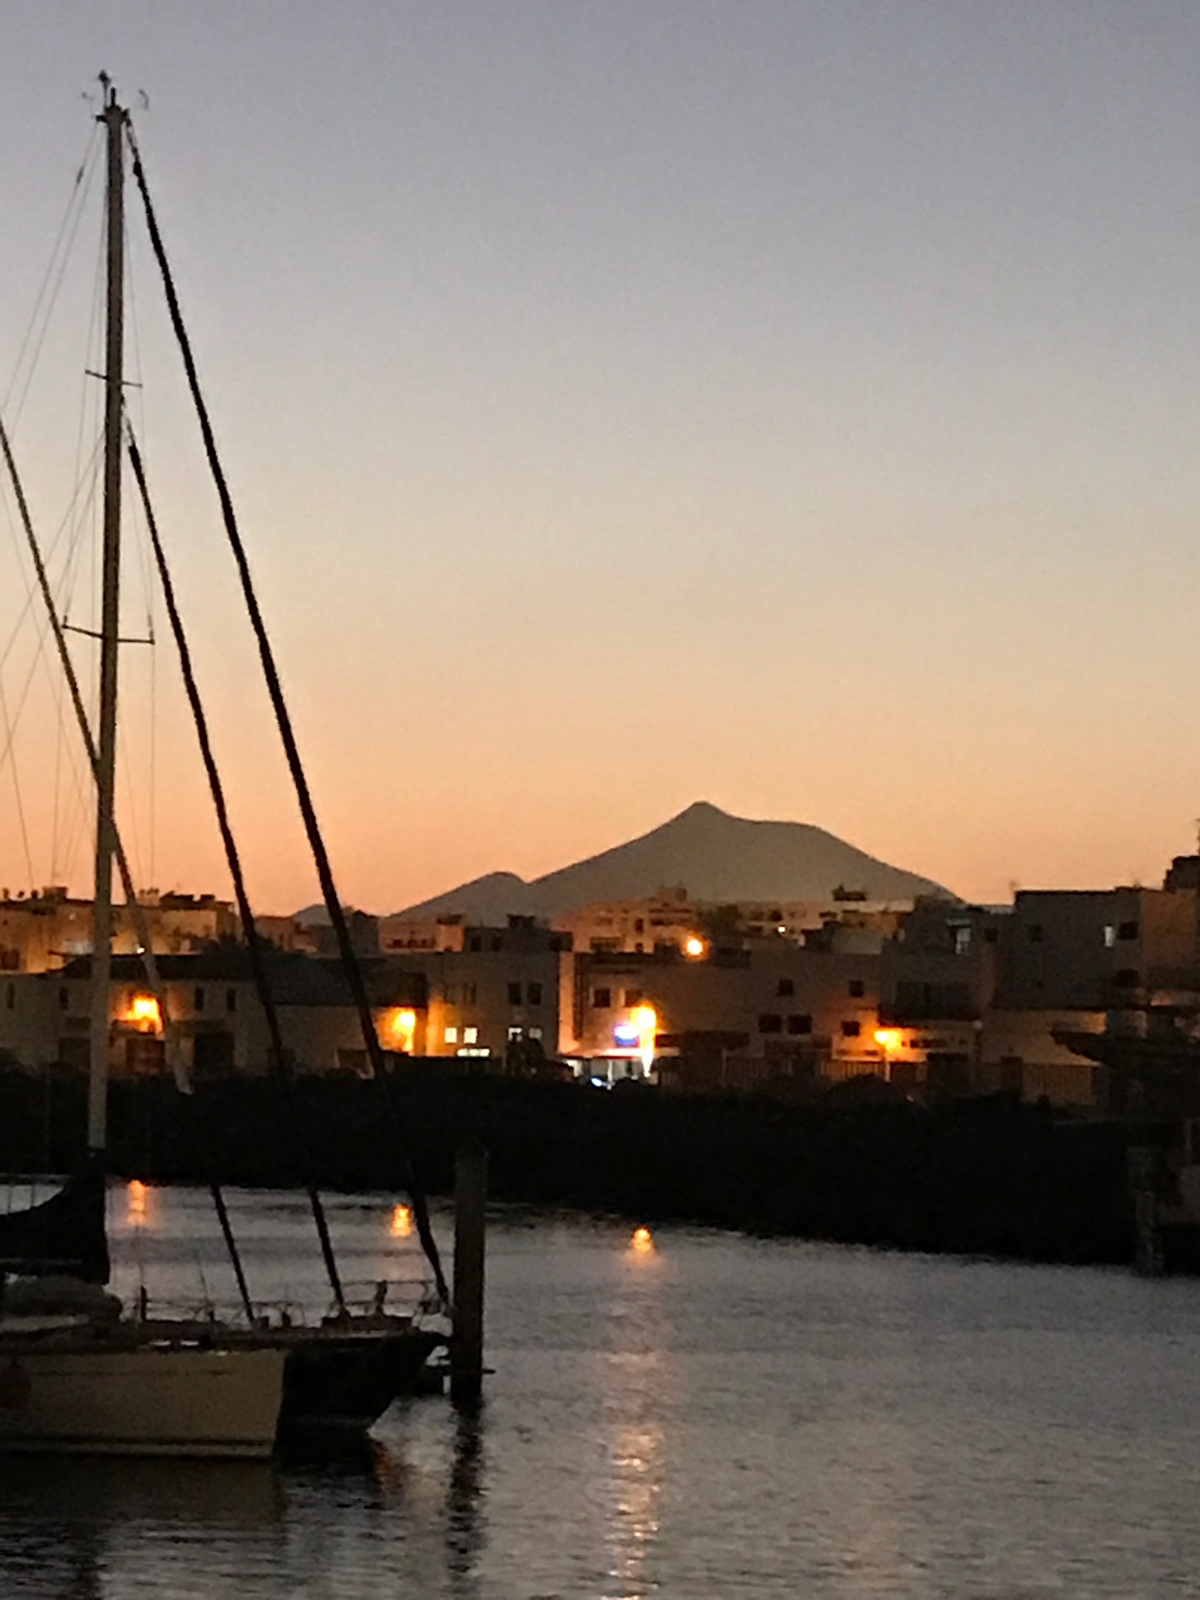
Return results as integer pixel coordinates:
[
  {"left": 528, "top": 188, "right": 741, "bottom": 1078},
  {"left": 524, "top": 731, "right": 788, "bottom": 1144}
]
[{"left": 451, "top": 1138, "right": 488, "bottom": 1408}]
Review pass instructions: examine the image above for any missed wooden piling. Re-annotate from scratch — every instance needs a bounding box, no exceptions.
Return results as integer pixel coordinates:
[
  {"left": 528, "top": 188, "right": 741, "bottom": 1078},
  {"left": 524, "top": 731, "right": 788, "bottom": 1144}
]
[{"left": 451, "top": 1137, "right": 487, "bottom": 1408}]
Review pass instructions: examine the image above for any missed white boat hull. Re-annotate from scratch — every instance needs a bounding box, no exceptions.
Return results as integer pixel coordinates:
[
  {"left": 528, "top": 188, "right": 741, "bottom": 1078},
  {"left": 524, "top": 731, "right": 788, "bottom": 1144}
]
[{"left": 0, "top": 1344, "right": 286, "bottom": 1458}]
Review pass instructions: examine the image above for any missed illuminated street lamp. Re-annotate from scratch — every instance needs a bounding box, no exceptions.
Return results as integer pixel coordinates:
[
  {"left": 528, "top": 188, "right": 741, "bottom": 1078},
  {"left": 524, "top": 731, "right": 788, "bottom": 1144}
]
[
  {"left": 631, "top": 1004, "right": 658, "bottom": 1076},
  {"left": 384, "top": 1007, "right": 417, "bottom": 1054},
  {"left": 873, "top": 1027, "right": 903, "bottom": 1078},
  {"left": 125, "top": 994, "right": 161, "bottom": 1033},
  {"left": 683, "top": 935, "right": 706, "bottom": 959}
]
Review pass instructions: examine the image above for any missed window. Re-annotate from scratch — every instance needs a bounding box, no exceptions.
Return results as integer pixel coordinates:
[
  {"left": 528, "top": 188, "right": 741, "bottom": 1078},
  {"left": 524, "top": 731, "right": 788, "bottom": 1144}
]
[
  {"left": 841, "top": 1020, "right": 861, "bottom": 1038},
  {"left": 1027, "top": 925, "right": 1043, "bottom": 943},
  {"left": 787, "top": 1014, "right": 812, "bottom": 1035},
  {"left": 507, "top": 1026, "right": 523, "bottom": 1042},
  {"left": 634, "top": 919, "right": 644, "bottom": 933},
  {"left": 490, "top": 936, "right": 502, "bottom": 952},
  {"left": 194, "top": 987, "right": 205, "bottom": 1012},
  {"left": 226, "top": 988, "right": 237, "bottom": 1013},
  {"left": 469, "top": 936, "right": 482, "bottom": 953},
  {"left": 1114, "top": 969, "right": 1138, "bottom": 988},
  {"left": 952, "top": 926, "right": 971, "bottom": 956},
  {"left": 444, "top": 1026, "right": 459, "bottom": 1044},
  {"left": 624, "top": 988, "right": 642, "bottom": 1007},
  {"left": 1117, "top": 921, "right": 1139, "bottom": 942},
  {"left": 1103, "top": 925, "right": 1116, "bottom": 948},
  {"left": 758, "top": 1014, "right": 783, "bottom": 1034},
  {"left": 848, "top": 979, "right": 865, "bottom": 998},
  {"left": 527, "top": 982, "right": 543, "bottom": 1006},
  {"left": 463, "top": 1026, "right": 478, "bottom": 1044},
  {"left": 462, "top": 982, "right": 477, "bottom": 1005},
  {"left": 529, "top": 1026, "right": 544, "bottom": 1041},
  {"left": 507, "top": 982, "right": 522, "bottom": 1006},
  {"left": 592, "top": 988, "right": 611, "bottom": 1009},
  {"left": 777, "top": 978, "right": 795, "bottom": 998}
]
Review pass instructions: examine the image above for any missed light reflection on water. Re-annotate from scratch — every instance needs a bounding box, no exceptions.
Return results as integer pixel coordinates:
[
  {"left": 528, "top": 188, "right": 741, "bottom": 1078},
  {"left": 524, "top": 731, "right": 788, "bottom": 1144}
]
[{"left": 0, "top": 1189, "right": 1199, "bottom": 1596}]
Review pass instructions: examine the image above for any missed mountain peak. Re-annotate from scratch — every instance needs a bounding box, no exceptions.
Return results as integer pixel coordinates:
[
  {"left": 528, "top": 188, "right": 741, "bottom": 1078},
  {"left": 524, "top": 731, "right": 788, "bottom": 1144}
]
[{"left": 392, "top": 805, "right": 953, "bottom": 920}]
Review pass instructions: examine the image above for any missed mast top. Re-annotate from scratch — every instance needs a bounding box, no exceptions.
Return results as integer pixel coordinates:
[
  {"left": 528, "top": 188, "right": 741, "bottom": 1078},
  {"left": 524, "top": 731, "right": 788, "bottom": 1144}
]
[{"left": 96, "top": 72, "right": 127, "bottom": 122}]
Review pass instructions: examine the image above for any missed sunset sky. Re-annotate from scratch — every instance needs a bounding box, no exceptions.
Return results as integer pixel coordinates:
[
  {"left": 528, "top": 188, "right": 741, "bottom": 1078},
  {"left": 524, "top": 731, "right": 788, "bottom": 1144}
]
[{"left": 2, "top": 2, "right": 1200, "bottom": 914}]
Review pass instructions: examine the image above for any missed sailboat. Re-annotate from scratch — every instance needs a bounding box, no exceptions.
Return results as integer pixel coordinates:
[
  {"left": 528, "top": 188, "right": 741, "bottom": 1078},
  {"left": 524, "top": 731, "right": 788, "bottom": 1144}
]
[
  {"left": 0, "top": 80, "right": 447, "bottom": 1452},
  {"left": 0, "top": 83, "right": 290, "bottom": 1458}
]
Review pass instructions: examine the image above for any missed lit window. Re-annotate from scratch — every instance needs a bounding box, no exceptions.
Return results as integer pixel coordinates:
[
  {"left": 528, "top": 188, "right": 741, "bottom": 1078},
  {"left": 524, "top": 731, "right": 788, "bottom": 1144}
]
[
  {"left": 529, "top": 1026, "right": 543, "bottom": 1040},
  {"left": 463, "top": 1026, "right": 478, "bottom": 1044},
  {"left": 1103, "top": 925, "right": 1116, "bottom": 948},
  {"left": 444, "top": 1026, "right": 459, "bottom": 1044},
  {"left": 507, "top": 1026, "right": 523, "bottom": 1042}
]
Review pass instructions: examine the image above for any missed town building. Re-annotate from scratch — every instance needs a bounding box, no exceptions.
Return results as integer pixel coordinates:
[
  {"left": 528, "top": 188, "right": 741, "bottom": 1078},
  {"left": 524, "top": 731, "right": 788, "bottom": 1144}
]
[
  {"left": 0, "top": 949, "right": 426, "bottom": 1077},
  {"left": 0, "top": 887, "right": 239, "bottom": 973},
  {"left": 382, "top": 917, "right": 572, "bottom": 1062}
]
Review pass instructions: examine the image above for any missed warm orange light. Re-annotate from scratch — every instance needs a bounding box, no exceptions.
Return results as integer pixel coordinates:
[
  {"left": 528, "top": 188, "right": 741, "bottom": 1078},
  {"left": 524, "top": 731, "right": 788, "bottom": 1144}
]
[
  {"left": 385, "top": 1007, "right": 417, "bottom": 1053},
  {"left": 126, "top": 994, "right": 160, "bottom": 1030},
  {"left": 631, "top": 1226, "right": 654, "bottom": 1254},
  {"left": 873, "top": 1028, "right": 903, "bottom": 1054},
  {"left": 390, "top": 1202, "right": 413, "bottom": 1238},
  {"left": 683, "top": 935, "right": 706, "bottom": 958},
  {"left": 631, "top": 1005, "right": 658, "bottom": 1073},
  {"left": 127, "top": 1178, "right": 148, "bottom": 1225}
]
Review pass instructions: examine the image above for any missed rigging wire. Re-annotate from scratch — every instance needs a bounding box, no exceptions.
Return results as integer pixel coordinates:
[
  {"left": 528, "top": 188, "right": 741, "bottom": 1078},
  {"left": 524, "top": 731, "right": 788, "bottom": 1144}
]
[
  {"left": 0, "top": 670, "right": 34, "bottom": 889},
  {"left": 2, "top": 128, "right": 101, "bottom": 425},
  {"left": 124, "top": 219, "right": 158, "bottom": 888},
  {"left": 128, "top": 126, "right": 451, "bottom": 1310},
  {"left": 126, "top": 420, "right": 345, "bottom": 1316}
]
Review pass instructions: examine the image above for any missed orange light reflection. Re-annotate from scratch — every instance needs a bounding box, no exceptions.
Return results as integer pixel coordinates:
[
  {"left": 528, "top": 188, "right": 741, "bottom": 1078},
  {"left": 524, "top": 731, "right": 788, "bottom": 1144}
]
[
  {"left": 127, "top": 1178, "right": 149, "bottom": 1227},
  {"left": 390, "top": 1203, "right": 413, "bottom": 1238}
]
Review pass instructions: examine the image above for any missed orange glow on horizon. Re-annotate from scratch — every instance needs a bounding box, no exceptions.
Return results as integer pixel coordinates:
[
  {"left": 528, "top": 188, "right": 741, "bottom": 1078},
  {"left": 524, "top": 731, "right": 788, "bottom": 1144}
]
[{"left": 630, "top": 1226, "right": 654, "bottom": 1254}]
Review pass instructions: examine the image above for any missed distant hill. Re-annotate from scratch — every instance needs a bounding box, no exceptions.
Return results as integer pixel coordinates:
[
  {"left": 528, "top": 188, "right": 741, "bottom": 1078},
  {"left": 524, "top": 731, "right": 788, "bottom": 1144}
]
[{"left": 390, "top": 802, "right": 954, "bottom": 922}]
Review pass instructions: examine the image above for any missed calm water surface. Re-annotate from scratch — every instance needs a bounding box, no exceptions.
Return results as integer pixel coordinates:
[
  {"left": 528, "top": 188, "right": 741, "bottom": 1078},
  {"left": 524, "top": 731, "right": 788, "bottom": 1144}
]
[{"left": 1, "top": 1183, "right": 1199, "bottom": 1599}]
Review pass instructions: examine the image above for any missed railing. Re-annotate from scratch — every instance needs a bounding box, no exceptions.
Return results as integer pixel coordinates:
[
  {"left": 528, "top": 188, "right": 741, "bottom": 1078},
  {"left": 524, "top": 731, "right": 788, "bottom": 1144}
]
[{"left": 126, "top": 1269, "right": 443, "bottom": 1330}]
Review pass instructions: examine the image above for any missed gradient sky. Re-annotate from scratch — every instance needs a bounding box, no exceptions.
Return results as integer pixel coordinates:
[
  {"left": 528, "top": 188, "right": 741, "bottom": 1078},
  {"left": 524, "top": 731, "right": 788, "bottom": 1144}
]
[{"left": 2, "top": 1, "right": 1200, "bottom": 914}]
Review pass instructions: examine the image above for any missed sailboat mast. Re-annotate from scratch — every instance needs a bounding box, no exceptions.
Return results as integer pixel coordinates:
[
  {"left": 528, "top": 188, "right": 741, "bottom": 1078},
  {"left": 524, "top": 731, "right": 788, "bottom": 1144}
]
[{"left": 88, "top": 80, "right": 127, "bottom": 1155}]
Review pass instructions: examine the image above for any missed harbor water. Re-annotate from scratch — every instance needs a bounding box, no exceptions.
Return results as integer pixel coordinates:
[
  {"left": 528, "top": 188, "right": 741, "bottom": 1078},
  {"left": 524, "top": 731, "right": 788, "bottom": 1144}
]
[{"left": 1, "top": 1184, "right": 1200, "bottom": 1598}]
